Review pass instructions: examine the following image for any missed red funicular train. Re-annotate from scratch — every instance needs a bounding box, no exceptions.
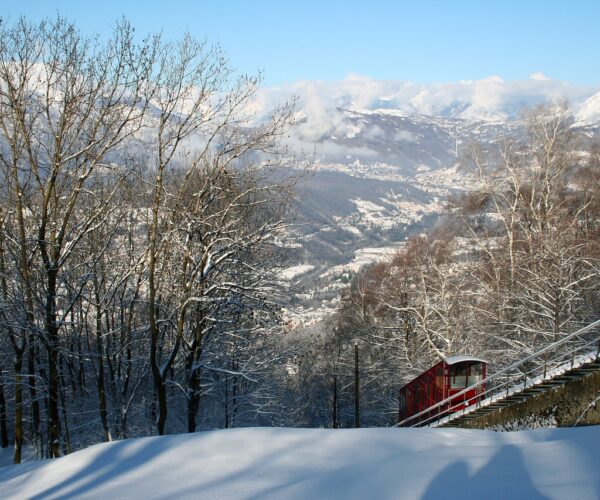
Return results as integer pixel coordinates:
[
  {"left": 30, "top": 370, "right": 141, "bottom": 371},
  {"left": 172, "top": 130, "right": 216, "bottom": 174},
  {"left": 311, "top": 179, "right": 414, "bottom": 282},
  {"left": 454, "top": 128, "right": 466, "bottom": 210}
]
[{"left": 398, "top": 355, "right": 487, "bottom": 425}]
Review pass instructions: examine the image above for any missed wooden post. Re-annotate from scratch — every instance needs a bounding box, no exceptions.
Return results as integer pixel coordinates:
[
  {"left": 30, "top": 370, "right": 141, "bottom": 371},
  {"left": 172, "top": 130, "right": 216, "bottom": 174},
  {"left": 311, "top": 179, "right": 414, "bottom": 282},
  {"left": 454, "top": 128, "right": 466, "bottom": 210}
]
[
  {"left": 543, "top": 351, "right": 548, "bottom": 379},
  {"left": 354, "top": 342, "right": 360, "bottom": 429}
]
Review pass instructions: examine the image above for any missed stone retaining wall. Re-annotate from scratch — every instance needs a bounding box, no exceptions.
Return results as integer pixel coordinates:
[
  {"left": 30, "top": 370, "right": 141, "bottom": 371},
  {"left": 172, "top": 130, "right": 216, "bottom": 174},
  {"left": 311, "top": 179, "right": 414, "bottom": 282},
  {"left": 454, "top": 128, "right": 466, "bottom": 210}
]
[{"left": 458, "top": 370, "right": 600, "bottom": 429}]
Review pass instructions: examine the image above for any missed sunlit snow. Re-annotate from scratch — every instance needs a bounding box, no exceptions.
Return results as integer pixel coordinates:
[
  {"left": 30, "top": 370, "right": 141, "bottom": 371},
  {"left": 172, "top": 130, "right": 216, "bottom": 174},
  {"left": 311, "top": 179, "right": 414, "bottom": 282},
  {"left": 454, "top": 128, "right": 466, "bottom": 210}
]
[{"left": 0, "top": 426, "right": 598, "bottom": 499}]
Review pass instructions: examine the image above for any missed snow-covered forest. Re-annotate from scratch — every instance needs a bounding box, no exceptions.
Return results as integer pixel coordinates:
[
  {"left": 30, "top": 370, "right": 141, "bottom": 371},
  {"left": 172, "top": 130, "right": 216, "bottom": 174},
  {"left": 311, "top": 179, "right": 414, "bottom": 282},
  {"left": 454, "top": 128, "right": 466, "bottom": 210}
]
[
  {"left": 0, "top": 14, "right": 599, "bottom": 469},
  {"left": 0, "top": 17, "right": 302, "bottom": 462},
  {"left": 305, "top": 106, "right": 600, "bottom": 428}
]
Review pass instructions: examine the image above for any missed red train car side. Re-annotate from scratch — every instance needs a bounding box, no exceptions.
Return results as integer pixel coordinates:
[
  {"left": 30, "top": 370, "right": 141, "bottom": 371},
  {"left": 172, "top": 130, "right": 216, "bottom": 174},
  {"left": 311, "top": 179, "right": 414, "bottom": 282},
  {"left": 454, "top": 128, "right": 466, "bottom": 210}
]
[{"left": 398, "top": 355, "right": 487, "bottom": 425}]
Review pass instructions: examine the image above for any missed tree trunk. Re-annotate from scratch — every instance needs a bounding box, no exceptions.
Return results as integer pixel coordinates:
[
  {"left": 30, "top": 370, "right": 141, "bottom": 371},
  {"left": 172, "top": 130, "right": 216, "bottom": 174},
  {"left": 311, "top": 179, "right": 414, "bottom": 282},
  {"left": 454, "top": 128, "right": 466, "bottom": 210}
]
[
  {"left": 354, "top": 342, "right": 360, "bottom": 429},
  {"left": 45, "top": 268, "right": 62, "bottom": 458},
  {"left": 95, "top": 295, "right": 111, "bottom": 442},
  {"left": 186, "top": 356, "right": 201, "bottom": 433},
  {"left": 0, "top": 369, "right": 8, "bottom": 448},
  {"left": 28, "top": 341, "right": 41, "bottom": 454},
  {"left": 59, "top": 356, "right": 72, "bottom": 455},
  {"left": 13, "top": 353, "right": 23, "bottom": 463},
  {"left": 186, "top": 326, "right": 203, "bottom": 433},
  {"left": 332, "top": 373, "right": 338, "bottom": 429},
  {"left": 224, "top": 371, "right": 229, "bottom": 429}
]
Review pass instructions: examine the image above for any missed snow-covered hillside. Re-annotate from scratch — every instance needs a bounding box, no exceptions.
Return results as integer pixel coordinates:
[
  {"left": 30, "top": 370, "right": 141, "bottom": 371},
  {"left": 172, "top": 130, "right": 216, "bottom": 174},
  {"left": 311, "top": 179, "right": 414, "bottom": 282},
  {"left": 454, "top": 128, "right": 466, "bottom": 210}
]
[
  {"left": 279, "top": 86, "right": 600, "bottom": 328},
  {"left": 1, "top": 426, "right": 598, "bottom": 499},
  {"left": 576, "top": 91, "right": 600, "bottom": 125},
  {"left": 279, "top": 110, "right": 512, "bottom": 326}
]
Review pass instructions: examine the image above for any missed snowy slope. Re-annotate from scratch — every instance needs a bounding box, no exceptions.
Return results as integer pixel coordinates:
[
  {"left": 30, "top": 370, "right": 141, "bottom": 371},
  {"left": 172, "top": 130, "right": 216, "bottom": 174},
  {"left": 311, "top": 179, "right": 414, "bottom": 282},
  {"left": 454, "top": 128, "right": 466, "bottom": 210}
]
[
  {"left": 576, "top": 91, "right": 600, "bottom": 125},
  {"left": 0, "top": 426, "right": 598, "bottom": 499}
]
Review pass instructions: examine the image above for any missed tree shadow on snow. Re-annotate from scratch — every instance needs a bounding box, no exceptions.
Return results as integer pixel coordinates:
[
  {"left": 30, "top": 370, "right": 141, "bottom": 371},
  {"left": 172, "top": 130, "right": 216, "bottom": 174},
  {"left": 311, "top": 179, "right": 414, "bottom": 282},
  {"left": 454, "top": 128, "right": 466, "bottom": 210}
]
[
  {"left": 164, "top": 429, "right": 418, "bottom": 499},
  {"left": 29, "top": 437, "right": 172, "bottom": 499},
  {"left": 423, "top": 445, "right": 550, "bottom": 500}
]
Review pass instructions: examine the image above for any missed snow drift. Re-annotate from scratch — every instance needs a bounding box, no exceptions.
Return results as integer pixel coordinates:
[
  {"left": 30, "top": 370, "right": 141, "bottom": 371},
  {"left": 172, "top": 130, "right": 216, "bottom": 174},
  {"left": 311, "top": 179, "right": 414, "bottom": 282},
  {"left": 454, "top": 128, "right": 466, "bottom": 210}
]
[{"left": 0, "top": 426, "right": 598, "bottom": 499}]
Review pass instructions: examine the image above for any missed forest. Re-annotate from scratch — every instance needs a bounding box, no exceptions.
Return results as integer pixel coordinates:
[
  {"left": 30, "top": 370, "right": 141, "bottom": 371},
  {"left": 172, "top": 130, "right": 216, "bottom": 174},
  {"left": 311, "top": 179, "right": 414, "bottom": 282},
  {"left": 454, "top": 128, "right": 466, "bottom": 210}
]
[
  {"left": 0, "top": 16, "right": 599, "bottom": 464},
  {"left": 0, "top": 17, "right": 298, "bottom": 461},
  {"left": 310, "top": 105, "right": 600, "bottom": 429}
]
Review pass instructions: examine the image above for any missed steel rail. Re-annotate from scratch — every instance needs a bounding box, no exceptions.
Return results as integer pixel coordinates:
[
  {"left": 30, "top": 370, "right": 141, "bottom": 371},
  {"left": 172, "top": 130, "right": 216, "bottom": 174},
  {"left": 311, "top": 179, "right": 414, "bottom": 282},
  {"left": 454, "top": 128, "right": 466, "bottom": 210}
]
[{"left": 394, "top": 318, "right": 600, "bottom": 428}]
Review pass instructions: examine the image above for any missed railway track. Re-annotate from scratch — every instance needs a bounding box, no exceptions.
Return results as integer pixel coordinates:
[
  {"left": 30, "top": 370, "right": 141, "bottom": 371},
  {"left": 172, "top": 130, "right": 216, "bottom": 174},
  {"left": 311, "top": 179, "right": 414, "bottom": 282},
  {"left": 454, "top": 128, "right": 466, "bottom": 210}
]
[
  {"left": 435, "top": 353, "right": 600, "bottom": 428},
  {"left": 396, "top": 319, "right": 600, "bottom": 428}
]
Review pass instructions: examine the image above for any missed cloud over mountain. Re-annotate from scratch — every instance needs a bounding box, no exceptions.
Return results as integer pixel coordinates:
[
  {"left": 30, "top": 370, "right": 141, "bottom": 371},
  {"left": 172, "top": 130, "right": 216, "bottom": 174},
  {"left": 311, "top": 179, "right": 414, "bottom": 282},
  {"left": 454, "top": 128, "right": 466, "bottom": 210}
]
[{"left": 257, "top": 75, "right": 599, "bottom": 137}]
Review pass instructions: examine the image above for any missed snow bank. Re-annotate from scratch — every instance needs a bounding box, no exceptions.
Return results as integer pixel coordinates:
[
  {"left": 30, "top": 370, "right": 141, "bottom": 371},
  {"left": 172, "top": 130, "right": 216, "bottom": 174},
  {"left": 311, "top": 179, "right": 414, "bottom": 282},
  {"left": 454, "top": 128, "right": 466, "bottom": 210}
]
[{"left": 0, "top": 426, "right": 598, "bottom": 499}]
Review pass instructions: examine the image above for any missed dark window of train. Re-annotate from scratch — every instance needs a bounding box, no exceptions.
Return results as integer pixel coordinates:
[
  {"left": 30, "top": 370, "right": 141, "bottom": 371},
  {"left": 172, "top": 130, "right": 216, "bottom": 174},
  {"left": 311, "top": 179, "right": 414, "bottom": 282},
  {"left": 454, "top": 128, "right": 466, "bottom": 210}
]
[
  {"left": 451, "top": 364, "right": 468, "bottom": 388},
  {"left": 470, "top": 363, "right": 484, "bottom": 385}
]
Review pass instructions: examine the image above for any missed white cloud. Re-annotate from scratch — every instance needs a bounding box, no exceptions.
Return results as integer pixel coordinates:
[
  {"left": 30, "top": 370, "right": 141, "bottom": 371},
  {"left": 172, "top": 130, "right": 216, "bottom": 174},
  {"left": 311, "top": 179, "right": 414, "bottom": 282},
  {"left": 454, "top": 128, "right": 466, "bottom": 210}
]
[
  {"left": 395, "top": 130, "right": 417, "bottom": 142},
  {"left": 530, "top": 72, "right": 550, "bottom": 81},
  {"left": 363, "top": 125, "right": 385, "bottom": 141},
  {"left": 250, "top": 76, "right": 599, "bottom": 148},
  {"left": 480, "top": 75, "right": 505, "bottom": 83}
]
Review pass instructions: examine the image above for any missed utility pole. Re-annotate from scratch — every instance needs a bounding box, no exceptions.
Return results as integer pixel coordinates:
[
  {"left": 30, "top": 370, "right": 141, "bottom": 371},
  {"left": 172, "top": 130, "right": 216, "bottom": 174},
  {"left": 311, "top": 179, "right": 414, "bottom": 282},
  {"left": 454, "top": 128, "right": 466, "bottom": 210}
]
[{"left": 354, "top": 342, "right": 360, "bottom": 428}]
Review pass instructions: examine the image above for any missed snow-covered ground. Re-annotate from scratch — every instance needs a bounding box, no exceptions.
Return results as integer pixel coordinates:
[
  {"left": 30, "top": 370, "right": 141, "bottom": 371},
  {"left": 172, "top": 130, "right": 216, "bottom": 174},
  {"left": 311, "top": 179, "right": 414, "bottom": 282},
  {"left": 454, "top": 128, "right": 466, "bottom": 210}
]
[
  {"left": 0, "top": 426, "right": 598, "bottom": 499},
  {"left": 280, "top": 263, "right": 316, "bottom": 281}
]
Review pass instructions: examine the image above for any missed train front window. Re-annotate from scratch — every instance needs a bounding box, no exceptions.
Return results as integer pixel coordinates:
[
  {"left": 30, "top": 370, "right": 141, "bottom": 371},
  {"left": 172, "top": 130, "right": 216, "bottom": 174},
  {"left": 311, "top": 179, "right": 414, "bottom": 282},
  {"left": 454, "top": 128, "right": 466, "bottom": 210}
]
[
  {"left": 470, "top": 363, "right": 484, "bottom": 385},
  {"left": 450, "top": 364, "right": 468, "bottom": 388},
  {"left": 450, "top": 362, "right": 484, "bottom": 388}
]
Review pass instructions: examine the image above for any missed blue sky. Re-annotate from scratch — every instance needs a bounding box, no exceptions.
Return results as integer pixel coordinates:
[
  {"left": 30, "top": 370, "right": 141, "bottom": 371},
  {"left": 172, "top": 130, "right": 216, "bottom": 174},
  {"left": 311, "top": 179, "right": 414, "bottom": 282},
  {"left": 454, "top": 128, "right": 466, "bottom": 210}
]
[{"left": 2, "top": 1, "right": 599, "bottom": 86}]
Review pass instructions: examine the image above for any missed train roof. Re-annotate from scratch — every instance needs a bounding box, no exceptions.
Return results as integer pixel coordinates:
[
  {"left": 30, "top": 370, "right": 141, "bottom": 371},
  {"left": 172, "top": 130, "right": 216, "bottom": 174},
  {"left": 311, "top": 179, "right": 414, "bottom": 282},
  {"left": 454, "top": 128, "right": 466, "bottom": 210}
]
[
  {"left": 399, "top": 355, "right": 488, "bottom": 391},
  {"left": 445, "top": 355, "right": 487, "bottom": 365}
]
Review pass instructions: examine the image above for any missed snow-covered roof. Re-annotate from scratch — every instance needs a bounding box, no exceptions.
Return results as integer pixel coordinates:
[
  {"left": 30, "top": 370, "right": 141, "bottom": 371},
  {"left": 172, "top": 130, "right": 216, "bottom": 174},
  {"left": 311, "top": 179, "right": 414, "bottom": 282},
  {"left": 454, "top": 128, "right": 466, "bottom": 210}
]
[{"left": 445, "top": 355, "right": 487, "bottom": 365}]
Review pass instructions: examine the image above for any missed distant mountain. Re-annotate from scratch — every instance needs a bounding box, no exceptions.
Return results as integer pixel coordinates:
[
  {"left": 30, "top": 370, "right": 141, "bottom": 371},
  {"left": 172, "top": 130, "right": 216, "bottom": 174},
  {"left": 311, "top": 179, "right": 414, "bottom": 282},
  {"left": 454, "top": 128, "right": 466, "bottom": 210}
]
[
  {"left": 259, "top": 75, "right": 599, "bottom": 130},
  {"left": 291, "top": 108, "right": 521, "bottom": 172},
  {"left": 576, "top": 91, "right": 600, "bottom": 125},
  {"left": 279, "top": 96, "right": 600, "bottom": 326}
]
